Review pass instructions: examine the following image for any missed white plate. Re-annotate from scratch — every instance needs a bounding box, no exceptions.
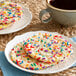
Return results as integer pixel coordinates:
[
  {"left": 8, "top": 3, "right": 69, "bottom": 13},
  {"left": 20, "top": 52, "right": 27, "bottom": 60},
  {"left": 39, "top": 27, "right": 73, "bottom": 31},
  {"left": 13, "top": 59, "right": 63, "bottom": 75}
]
[
  {"left": 5, "top": 31, "right": 76, "bottom": 74},
  {"left": 0, "top": 3, "right": 32, "bottom": 34}
]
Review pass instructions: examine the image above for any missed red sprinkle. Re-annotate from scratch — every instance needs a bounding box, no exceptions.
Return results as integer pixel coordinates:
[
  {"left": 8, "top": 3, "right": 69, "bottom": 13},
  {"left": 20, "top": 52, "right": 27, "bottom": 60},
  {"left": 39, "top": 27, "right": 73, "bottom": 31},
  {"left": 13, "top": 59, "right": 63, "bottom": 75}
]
[
  {"left": 31, "top": 67, "right": 34, "bottom": 70},
  {"left": 37, "top": 57, "right": 41, "bottom": 60},
  {"left": 16, "top": 60, "right": 19, "bottom": 65},
  {"left": 40, "top": 64, "right": 42, "bottom": 67},
  {"left": 36, "top": 62, "right": 39, "bottom": 65},
  {"left": 41, "top": 48, "right": 43, "bottom": 51},
  {"left": 25, "top": 44, "right": 29, "bottom": 48},
  {"left": 30, "top": 45, "right": 34, "bottom": 48},
  {"left": 59, "top": 36, "right": 62, "bottom": 38},
  {"left": 15, "top": 51, "right": 16, "bottom": 53},
  {"left": 12, "top": 48, "right": 14, "bottom": 51},
  {"left": 38, "top": 49, "right": 40, "bottom": 52},
  {"left": 54, "top": 35, "right": 58, "bottom": 37},
  {"left": 53, "top": 54, "right": 56, "bottom": 57}
]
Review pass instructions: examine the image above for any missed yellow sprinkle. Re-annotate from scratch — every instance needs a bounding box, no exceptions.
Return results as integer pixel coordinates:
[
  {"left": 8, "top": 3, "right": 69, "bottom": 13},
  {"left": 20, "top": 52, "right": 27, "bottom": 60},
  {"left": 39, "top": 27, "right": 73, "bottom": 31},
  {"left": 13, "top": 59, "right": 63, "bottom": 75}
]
[
  {"left": 55, "top": 59, "right": 58, "bottom": 62},
  {"left": 3, "top": 11, "right": 6, "bottom": 14},
  {"left": 4, "top": 24, "right": 8, "bottom": 28},
  {"left": 46, "top": 45, "right": 47, "bottom": 47},
  {"left": 35, "top": 40, "right": 39, "bottom": 42},
  {"left": 67, "top": 53, "right": 70, "bottom": 56},
  {"left": 33, "top": 35, "right": 37, "bottom": 38},
  {"left": 48, "top": 48, "right": 50, "bottom": 51},
  {"left": 65, "top": 42, "right": 67, "bottom": 45},
  {"left": 17, "top": 7, "right": 21, "bottom": 9},
  {"left": 39, "top": 33, "right": 41, "bottom": 35},
  {"left": 40, "top": 67, "right": 42, "bottom": 69},
  {"left": 26, "top": 64, "right": 29, "bottom": 67},
  {"left": 57, "top": 40, "right": 59, "bottom": 43},
  {"left": 21, "top": 12, "right": 23, "bottom": 14},
  {"left": 0, "top": 26, "right": 2, "bottom": 29},
  {"left": 54, "top": 45, "right": 58, "bottom": 48},
  {"left": 58, "top": 55, "right": 61, "bottom": 57},
  {"left": 35, "top": 53, "right": 38, "bottom": 55},
  {"left": 0, "top": 2, "right": 5, "bottom": 6}
]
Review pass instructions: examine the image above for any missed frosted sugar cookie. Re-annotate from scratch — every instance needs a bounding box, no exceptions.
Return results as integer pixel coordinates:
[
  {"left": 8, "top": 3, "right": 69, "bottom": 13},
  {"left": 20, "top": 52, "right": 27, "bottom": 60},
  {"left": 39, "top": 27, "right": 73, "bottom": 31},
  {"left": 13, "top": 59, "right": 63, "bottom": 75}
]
[
  {"left": 0, "top": 1, "right": 23, "bottom": 29},
  {"left": 10, "top": 42, "right": 52, "bottom": 70},
  {"left": 24, "top": 33, "right": 73, "bottom": 64}
]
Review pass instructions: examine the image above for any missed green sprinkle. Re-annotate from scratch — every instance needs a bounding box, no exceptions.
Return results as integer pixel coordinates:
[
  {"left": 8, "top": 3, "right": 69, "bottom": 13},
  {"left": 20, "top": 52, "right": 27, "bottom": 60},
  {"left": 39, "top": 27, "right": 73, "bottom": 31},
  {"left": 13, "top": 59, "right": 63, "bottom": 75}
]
[
  {"left": 20, "top": 48, "right": 22, "bottom": 50},
  {"left": 38, "top": 40, "right": 39, "bottom": 41},
  {"left": 41, "top": 40, "right": 43, "bottom": 42},
  {"left": 61, "top": 45, "right": 64, "bottom": 47},
  {"left": 51, "top": 65, "right": 54, "bottom": 66},
  {"left": 27, "top": 58, "right": 29, "bottom": 60},
  {"left": 16, "top": 55, "right": 18, "bottom": 57},
  {"left": 31, "top": 39, "right": 33, "bottom": 41},
  {"left": 35, "top": 68, "right": 37, "bottom": 70},
  {"left": 16, "top": 46, "right": 18, "bottom": 48},
  {"left": 36, "top": 50, "right": 38, "bottom": 53},
  {"left": 33, "top": 63, "right": 36, "bottom": 66},
  {"left": 24, "top": 42, "right": 27, "bottom": 45},
  {"left": 13, "top": 61, "right": 16, "bottom": 63},
  {"left": 7, "top": 9, "right": 9, "bottom": 10},
  {"left": 1, "top": 17, "right": 3, "bottom": 20},
  {"left": 42, "top": 55, "right": 45, "bottom": 57},
  {"left": 49, "top": 48, "right": 52, "bottom": 50},
  {"left": 31, "top": 64, "right": 33, "bottom": 66},
  {"left": 61, "top": 48, "right": 64, "bottom": 52},
  {"left": 44, "top": 41, "right": 46, "bottom": 44},
  {"left": 13, "top": 7, "right": 15, "bottom": 8},
  {"left": 17, "top": 51, "right": 20, "bottom": 53}
]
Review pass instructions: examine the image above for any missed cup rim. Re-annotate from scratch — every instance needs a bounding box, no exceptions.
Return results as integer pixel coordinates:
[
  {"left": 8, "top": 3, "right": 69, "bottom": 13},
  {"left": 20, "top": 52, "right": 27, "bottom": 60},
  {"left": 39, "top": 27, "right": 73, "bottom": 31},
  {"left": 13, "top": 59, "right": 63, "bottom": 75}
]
[{"left": 46, "top": 0, "right": 76, "bottom": 12}]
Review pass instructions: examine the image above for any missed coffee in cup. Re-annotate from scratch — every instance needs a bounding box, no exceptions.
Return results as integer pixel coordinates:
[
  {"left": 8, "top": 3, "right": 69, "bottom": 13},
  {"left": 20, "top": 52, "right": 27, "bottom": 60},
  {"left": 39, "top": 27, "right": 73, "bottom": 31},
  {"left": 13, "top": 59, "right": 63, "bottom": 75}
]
[
  {"left": 49, "top": 0, "right": 76, "bottom": 10},
  {"left": 39, "top": 0, "right": 76, "bottom": 26}
]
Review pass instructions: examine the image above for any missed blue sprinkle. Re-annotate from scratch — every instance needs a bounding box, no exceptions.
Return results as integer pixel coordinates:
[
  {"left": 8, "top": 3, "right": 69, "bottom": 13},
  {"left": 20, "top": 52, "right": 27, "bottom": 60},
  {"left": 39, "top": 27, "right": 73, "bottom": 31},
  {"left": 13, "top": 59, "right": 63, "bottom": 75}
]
[
  {"left": 67, "top": 42, "right": 69, "bottom": 45},
  {"left": 51, "top": 56, "right": 53, "bottom": 58},
  {"left": 50, "top": 34, "right": 52, "bottom": 36},
  {"left": 39, "top": 54, "right": 41, "bottom": 55},
  {"left": 13, "top": 14, "right": 15, "bottom": 17},
  {"left": 16, "top": 62, "right": 17, "bottom": 64},
  {"left": 44, "top": 45, "right": 46, "bottom": 47},
  {"left": 62, "top": 42, "right": 65, "bottom": 44},
  {"left": 22, "top": 61, "right": 23, "bottom": 63},
  {"left": 1, "top": 15, "right": 3, "bottom": 16},
  {"left": 29, "top": 43, "right": 31, "bottom": 44},
  {"left": 8, "top": 12, "right": 12, "bottom": 14},
  {"left": 36, "top": 68, "right": 39, "bottom": 70},
  {"left": 34, "top": 44, "right": 36, "bottom": 46},
  {"left": 20, "top": 61, "right": 23, "bottom": 64},
  {"left": 28, "top": 40, "right": 30, "bottom": 42},
  {"left": 47, "top": 37, "right": 49, "bottom": 39},
  {"left": 60, "top": 47, "right": 62, "bottom": 49},
  {"left": 26, "top": 68, "right": 28, "bottom": 69},
  {"left": 51, "top": 42, "right": 53, "bottom": 44},
  {"left": 38, "top": 37, "right": 40, "bottom": 38},
  {"left": 48, "top": 43, "right": 51, "bottom": 46}
]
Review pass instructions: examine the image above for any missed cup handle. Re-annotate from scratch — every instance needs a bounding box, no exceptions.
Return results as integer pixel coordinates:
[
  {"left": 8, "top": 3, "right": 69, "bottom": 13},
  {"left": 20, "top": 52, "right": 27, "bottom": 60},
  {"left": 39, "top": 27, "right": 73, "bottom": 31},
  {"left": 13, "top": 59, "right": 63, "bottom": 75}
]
[{"left": 39, "top": 8, "right": 52, "bottom": 23}]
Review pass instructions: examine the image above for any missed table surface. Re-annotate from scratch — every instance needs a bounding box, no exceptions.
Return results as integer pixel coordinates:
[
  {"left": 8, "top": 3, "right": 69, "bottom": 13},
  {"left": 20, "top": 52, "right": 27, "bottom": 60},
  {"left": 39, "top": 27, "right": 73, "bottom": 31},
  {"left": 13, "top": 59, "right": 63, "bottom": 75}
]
[{"left": 0, "top": 0, "right": 76, "bottom": 76}]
